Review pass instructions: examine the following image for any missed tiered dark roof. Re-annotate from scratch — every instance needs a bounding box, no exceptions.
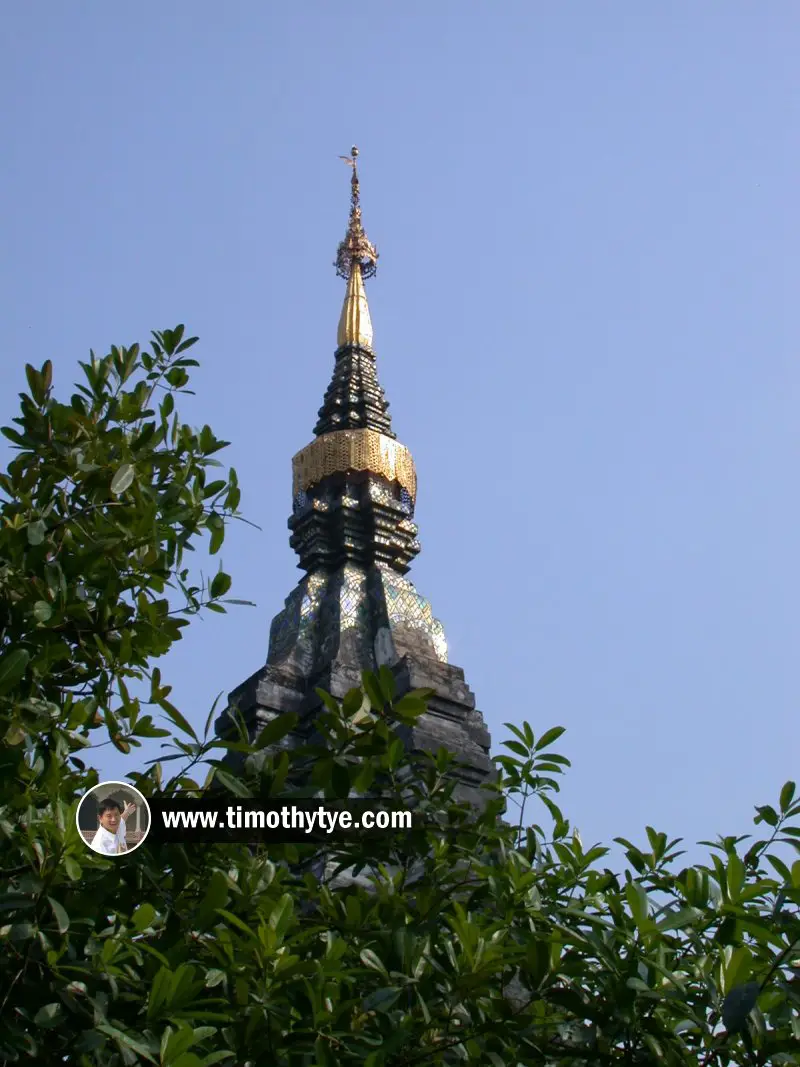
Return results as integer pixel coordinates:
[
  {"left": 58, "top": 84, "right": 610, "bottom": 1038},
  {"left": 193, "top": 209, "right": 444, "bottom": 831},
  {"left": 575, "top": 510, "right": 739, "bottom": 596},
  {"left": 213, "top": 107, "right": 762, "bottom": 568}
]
[{"left": 313, "top": 343, "right": 394, "bottom": 438}]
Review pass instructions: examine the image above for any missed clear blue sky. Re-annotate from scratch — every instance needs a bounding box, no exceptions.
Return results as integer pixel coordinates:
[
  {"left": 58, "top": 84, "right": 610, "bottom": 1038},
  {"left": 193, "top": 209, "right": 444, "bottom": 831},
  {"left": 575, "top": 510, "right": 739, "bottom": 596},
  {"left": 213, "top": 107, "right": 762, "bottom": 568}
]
[{"left": 1, "top": 5, "right": 797, "bottom": 858}]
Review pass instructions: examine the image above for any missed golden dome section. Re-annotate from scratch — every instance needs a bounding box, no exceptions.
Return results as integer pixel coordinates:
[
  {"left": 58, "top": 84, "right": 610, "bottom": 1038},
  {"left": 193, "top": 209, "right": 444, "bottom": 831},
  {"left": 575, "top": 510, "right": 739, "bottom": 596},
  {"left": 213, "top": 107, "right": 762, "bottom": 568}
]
[{"left": 292, "top": 429, "right": 416, "bottom": 502}]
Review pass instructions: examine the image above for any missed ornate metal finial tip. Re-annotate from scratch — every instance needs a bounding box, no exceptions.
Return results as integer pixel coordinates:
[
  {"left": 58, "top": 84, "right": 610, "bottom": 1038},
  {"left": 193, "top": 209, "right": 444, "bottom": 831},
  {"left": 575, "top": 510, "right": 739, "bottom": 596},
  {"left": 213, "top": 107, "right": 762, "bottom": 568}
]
[{"left": 335, "top": 146, "right": 378, "bottom": 280}]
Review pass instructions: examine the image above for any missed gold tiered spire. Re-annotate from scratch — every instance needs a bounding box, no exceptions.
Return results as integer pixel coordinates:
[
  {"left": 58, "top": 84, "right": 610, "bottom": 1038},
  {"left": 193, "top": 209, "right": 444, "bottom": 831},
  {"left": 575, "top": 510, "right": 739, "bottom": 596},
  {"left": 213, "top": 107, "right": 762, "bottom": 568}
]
[
  {"left": 335, "top": 146, "right": 378, "bottom": 350},
  {"left": 337, "top": 260, "right": 373, "bottom": 350}
]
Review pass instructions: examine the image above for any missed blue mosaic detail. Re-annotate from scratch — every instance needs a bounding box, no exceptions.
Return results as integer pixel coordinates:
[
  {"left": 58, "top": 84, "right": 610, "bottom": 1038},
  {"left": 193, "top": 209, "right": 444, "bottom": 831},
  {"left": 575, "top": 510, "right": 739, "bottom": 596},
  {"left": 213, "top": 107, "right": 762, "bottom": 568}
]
[
  {"left": 267, "top": 563, "right": 447, "bottom": 668},
  {"left": 292, "top": 490, "right": 308, "bottom": 515}
]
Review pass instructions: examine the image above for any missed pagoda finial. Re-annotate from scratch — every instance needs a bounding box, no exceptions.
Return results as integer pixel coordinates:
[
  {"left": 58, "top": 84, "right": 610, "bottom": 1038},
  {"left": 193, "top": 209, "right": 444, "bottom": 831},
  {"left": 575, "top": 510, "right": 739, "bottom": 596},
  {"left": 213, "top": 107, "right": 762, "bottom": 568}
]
[
  {"left": 335, "top": 146, "right": 378, "bottom": 280},
  {"left": 335, "top": 146, "right": 377, "bottom": 350}
]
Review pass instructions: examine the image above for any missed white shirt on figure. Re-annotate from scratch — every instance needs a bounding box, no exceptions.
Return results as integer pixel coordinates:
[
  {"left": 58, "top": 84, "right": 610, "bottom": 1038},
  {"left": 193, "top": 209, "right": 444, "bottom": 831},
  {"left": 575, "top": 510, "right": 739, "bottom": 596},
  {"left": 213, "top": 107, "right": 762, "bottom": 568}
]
[{"left": 91, "top": 818, "right": 127, "bottom": 854}]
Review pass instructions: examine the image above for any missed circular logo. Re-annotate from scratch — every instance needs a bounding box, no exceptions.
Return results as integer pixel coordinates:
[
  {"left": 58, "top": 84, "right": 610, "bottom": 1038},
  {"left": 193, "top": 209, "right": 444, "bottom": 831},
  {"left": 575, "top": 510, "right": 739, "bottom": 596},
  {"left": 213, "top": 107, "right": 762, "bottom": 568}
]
[{"left": 76, "top": 781, "right": 151, "bottom": 856}]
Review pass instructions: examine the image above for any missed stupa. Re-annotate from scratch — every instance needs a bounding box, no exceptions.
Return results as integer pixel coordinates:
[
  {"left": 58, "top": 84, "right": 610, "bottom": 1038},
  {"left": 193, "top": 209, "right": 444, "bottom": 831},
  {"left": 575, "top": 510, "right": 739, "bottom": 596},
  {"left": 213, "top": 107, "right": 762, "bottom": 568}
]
[{"left": 216, "top": 148, "right": 492, "bottom": 806}]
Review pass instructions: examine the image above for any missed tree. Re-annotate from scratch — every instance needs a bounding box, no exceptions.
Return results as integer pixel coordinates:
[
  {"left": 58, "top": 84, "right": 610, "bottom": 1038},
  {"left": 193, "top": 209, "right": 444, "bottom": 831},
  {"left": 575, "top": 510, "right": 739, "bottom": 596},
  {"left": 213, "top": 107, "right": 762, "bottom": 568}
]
[{"left": 1, "top": 333, "right": 798, "bottom": 1066}]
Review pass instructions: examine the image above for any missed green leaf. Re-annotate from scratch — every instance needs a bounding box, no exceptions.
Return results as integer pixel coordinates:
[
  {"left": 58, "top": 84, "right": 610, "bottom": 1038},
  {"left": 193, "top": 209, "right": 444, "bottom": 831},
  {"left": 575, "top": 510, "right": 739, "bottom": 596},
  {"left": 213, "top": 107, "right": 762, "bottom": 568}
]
[
  {"left": 502, "top": 740, "right": 529, "bottom": 758},
  {"left": 202, "top": 480, "right": 227, "bottom": 499},
  {"left": 656, "top": 906, "right": 704, "bottom": 932},
  {"left": 625, "top": 881, "right": 650, "bottom": 929},
  {"left": 47, "top": 896, "right": 69, "bottom": 934},
  {"left": 33, "top": 1002, "right": 63, "bottom": 1028},
  {"left": 724, "top": 945, "right": 753, "bottom": 994},
  {"left": 33, "top": 600, "right": 52, "bottom": 623},
  {"left": 766, "top": 854, "right": 790, "bottom": 881},
  {"left": 642, "top": 1036, "right": 664, "bottom": 1060},
  {"left": 202, "top": 693, "right": 224, "bottom": 740},
  {"left": 342, "top": 687, "right": 365, "bottom": 717},
  {"left": 110, "top": 463, "right": 135, "bottom": 496},
  {"left": 362, "top": 987, "right": 403, "bottom": 1012},
  {"left": 726, "top": 852, "right": 745, "bottom": 901},
  {"left": 25, "top": 364, "right": 46, "bottom": 405},
  {"left": 208, "top": 513, "right": 224, "bottom": 554},
  {"left": 780, "top": 781, "right": 796, "bottom": 814},
  {"left": 525, "top": 940, "right": 552, "bottom": 983},
  {"left": 2, "top": 426, "right": 28, "bottom": 446},
  {"left": 3, "top": 922, "right": 34, "bottom": 941},
  {"left": 147, "top": 966, "right": 174, "bottom": 1019},
  {"left": 377, "top": 665, "right": 396, "bottom": 703},
  {"left": 269, "top": 894, "right": 294, "bottom": 938},
  {"left": 157, "top": 698, "right": 198, "bottom": 742},
  {"left": 392, "top": 693, "right": 428, "bottom": 719},
  {"left": 26, "top": 519, "right": 46, "bottom": 545},
  {"left": 359, "top": 948, "right": 388, "bottom": 975},
  {"left": 161, "top": 1023, "right": 199, "bottom": 1064},
  {"left": 534, "top": 725, "right": 566, "bottom": 751},
  {"left": 0, "top": 648, "right": 30, "bottom": 694},
  {"left": 211, "top": 769, "right": 252, "bottom": 798},
  {"left": 132, "top": 903, "right": 156, "bottom": 932},
  {"left": 0, "top": 894, "right": 34, "bottom": 914},
  {"left": 96, "top": 1022, "right": 158, "bottom": 1062},
  {"left": 166, "top": 367, "right": 189, "bottom": 388},
  {"left": 215, "top": 909, "right": 257, "bottom": 940},
  {"left": 64, "top": 856, "right": 81, "bottom": 881},
  {"left": 755, "top": 805, "right": 779, "bottom": 828},
  {"left": 194, "top": 872, "right": 230, "bottom": 930},
  {"left": 209, "top": 571, "right": 231, "bottom": 598},
  {"left": 199, "top": 425, "right": 215, "bottom": 453},
  {"left": 362, "top": 671, "right": 385, "bottom": 711},
  {"left": 721, "top": 981, "right": 760, "bottom": 1033},
  {"left": 316, "top": 689, "right": 340, "bottom": 715},
  {"left": 254, "top": 713, "right": 298, "bottom": 751}
]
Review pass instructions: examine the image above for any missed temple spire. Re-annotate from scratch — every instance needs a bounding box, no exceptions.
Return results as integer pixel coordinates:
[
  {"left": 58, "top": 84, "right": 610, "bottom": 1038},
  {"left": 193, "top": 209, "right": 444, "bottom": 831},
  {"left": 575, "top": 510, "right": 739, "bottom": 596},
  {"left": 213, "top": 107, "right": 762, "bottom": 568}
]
[
  {"left": 216, "top": 143, "right": 495, "bottom": 814},
  {"left": 335, "top": 147, "right": 378, "bottom": 350}
]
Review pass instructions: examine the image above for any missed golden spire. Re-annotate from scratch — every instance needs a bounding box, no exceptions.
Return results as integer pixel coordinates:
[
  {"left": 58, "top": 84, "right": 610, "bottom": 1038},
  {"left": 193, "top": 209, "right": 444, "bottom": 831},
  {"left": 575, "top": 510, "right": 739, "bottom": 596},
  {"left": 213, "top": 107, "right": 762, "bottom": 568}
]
[{"left": 335, "top": 146, "right": 378, "bottom": 350}]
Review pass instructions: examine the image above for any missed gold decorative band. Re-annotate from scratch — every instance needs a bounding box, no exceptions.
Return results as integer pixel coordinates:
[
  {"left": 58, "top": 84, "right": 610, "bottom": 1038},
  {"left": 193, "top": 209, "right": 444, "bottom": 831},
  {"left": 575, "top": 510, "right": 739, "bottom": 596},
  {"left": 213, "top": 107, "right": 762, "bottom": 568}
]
[{"left": 292, "top": 429, "right": 417, "bottom": 502}]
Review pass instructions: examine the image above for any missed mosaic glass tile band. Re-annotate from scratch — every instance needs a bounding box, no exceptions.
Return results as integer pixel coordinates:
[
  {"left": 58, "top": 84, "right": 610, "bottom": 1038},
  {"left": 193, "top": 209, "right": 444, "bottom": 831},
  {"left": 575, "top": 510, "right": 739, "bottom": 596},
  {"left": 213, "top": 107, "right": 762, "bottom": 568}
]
[
  {"left": 266, "top": 563, "right": 448, "bottom": 670},
  {"left": 363, "top": 478, "right": 413, "bottom": 516},
  {"left": 378, "top": 565, "right": 448, "bottom": 662},
  {"left": 292, "top": 429, "right": 417, "bottom": 501}
]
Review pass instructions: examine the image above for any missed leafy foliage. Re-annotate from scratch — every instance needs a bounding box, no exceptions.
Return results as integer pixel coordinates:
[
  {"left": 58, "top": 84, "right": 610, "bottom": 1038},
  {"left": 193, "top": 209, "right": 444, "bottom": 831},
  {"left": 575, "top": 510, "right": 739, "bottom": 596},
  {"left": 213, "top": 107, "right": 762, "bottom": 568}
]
[{"left": 0, "top": 333, "right": 798, "bottom": 1065}]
